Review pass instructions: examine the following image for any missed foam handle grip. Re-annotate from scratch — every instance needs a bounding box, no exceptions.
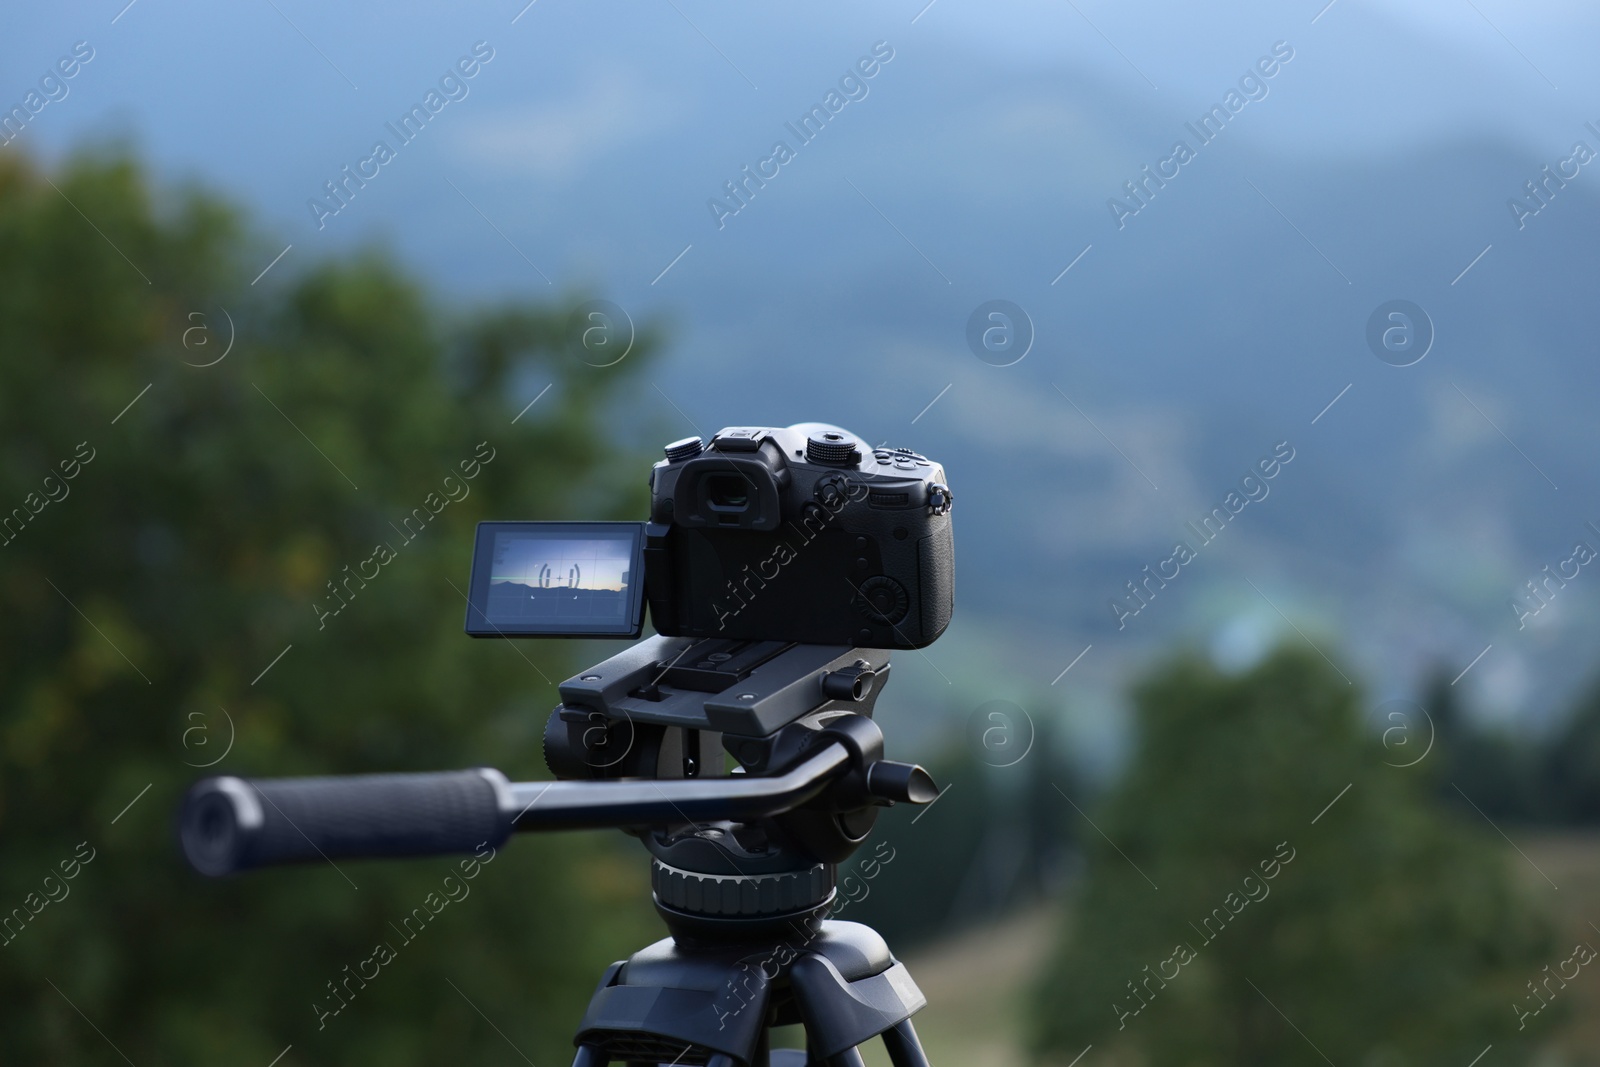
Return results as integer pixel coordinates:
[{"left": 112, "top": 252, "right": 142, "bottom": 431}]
[{"left": 180, "top": 769, "right": 513, "bottom": 877}]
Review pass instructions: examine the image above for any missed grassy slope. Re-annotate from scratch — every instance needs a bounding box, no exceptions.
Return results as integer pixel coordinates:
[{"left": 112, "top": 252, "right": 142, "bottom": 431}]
[{"left": 1518, "top": 831, "right": 1600, "bottom": 1063}]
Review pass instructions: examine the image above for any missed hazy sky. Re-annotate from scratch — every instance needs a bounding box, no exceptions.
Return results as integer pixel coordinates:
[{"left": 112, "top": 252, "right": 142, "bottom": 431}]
[{"left": 5, "top": 0, "right": 1592, "bottom": 270}]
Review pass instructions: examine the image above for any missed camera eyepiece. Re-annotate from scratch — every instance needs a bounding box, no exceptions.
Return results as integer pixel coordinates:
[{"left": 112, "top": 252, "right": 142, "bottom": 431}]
[{"left": 704, "top": 473, "right": 751, "bottom": 513}]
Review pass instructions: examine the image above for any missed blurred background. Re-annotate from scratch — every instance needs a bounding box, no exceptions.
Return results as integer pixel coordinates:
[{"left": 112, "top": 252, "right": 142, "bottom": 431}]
[{"left": 4, "top": 0, "right": 1600, "bottom": 1063}]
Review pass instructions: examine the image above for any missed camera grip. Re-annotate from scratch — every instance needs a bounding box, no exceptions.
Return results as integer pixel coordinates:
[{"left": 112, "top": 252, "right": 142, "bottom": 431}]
[{"left": 180, "top": 769, "right": 513, "bottom": 877}]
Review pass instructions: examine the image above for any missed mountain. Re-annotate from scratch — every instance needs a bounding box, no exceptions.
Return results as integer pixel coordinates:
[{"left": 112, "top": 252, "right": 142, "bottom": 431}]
[{"left": 8, "top": 0, "right": 1600, "bottom": 763}]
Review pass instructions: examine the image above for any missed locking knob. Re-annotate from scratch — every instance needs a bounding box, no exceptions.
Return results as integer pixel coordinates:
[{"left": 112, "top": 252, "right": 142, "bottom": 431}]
[{"left": 821, "top": 663, "right": 876, "bottom": 701}]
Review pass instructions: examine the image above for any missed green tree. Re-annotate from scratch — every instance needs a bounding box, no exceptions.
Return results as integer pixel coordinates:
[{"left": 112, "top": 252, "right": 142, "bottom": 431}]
[
  {"left": 1422, "top": 662, "right": 1543, "bottom": 822},
  {"left": 1545, "top": 671, "right": 1600, "bottom": 825},
  {"left": 0, "top": 149, "right": 664, "bottom": 1064},
  {"left": 1030, "top": 647, "right": 1557, "bottom": 1065}
]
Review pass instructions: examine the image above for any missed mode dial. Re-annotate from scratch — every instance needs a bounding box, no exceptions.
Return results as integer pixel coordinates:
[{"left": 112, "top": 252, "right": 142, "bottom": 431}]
[
  {"left": 663, "top": 436, "right": 703, "bottom": 462},
  {"left": 806, "top": 430, "right": 858, "bottom": 466}
]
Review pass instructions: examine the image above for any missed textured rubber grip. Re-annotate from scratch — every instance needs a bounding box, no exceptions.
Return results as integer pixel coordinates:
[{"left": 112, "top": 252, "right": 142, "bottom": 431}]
[{"left": 180, "top": 769, "right": 513, "bottom": 877}]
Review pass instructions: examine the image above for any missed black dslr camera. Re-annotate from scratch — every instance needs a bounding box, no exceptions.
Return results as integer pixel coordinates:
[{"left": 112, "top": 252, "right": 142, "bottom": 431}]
[{"left": 464, "top": 423, "right": 954, "bottom": 649}]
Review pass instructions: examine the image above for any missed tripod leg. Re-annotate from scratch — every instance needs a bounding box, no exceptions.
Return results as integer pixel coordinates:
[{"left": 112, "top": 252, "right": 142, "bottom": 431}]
[
  {"left": 880, "top": 1019, "right": 933, "bottom": 1067},
  {"left": 569, "top": 1045, "right": 607, "bottom": 1066},
  {"left": 825, "top": 1049, "right": 867, "bottom": 1067}
]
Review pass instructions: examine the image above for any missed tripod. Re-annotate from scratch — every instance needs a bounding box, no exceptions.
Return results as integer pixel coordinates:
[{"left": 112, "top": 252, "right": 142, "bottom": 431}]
[{"left": 181, "top": 637, "right": 939, "bottom": 1066}]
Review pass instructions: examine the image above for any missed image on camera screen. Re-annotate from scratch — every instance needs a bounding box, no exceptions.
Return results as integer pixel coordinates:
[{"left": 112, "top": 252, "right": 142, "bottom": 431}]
[{"left": 465, "top": 522, "right": 644, "bottom": 637}]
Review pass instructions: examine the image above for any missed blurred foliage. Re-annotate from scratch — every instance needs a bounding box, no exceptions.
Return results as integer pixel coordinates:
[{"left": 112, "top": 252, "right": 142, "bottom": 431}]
[
  {"left": 1420, "top": 661, "right": 1600, "bottom": 827},
  {"left": 1426, "top": 665, "right": 1548, "bottom": 823},
  {"left": 1029, "top": 646, "right": 1559, "bottom": 1066},
  {"left": 1545, "top": 673, "right": 1600, "bottom": 825},
  {"left": 0, "top": 149, "right": 665, "bottom": 1064}
]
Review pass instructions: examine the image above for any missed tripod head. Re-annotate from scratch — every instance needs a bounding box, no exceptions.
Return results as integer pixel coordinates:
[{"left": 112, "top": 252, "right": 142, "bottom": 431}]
[{"left": 180, "top": 638, "right": 936, "bottom": 939}]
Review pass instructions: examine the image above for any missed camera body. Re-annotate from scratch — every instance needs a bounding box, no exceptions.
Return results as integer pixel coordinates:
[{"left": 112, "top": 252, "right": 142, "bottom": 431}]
[{"left": 643, "top": 423, "right": 953, "bottom": 649}]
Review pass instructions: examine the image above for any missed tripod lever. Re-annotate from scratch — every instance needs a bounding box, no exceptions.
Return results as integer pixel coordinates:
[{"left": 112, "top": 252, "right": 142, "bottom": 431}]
[
  {"left": 179, "top": 741, "right": 862, "bottom": 877},
  {"left": 505, "top": 742, "right": 852, "bottom": 831}
]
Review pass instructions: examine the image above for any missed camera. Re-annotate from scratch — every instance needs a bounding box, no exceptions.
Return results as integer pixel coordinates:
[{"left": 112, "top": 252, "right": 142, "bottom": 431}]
[
  {"left": 463, "top": 423, "right": 953, "bottom": 648},
  {"left": 645, "top": 423, "right": 953, "bottom": 648}
]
